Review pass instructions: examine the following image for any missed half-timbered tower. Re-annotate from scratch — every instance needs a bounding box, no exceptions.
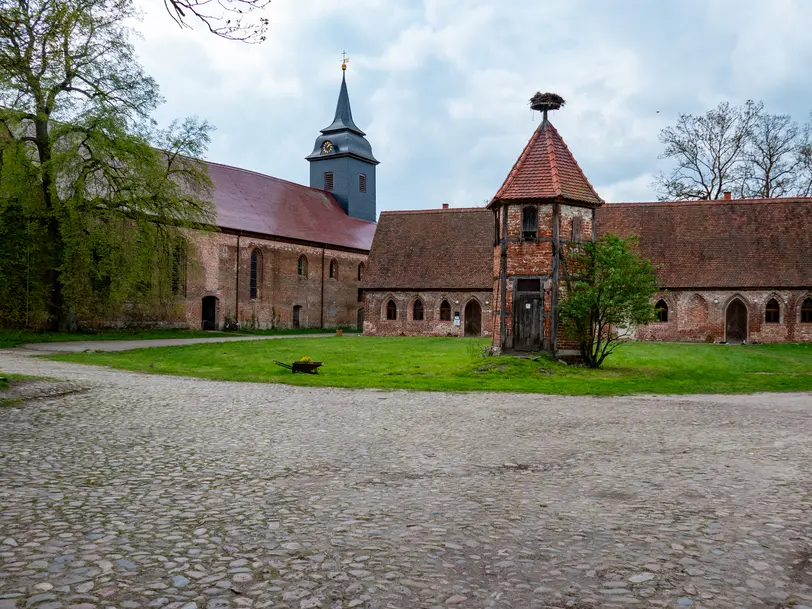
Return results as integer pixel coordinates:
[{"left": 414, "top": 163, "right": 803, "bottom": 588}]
[{"left": 489, "top": 94, "right": 603, "bottom": 354}]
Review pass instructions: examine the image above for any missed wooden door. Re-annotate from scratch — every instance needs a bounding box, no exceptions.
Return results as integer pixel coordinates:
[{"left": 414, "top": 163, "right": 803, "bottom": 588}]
[
  {"left": 202, "top": 296, "right": 218, "bottom": 330},
  {"left": 293, "top": 305, "right": 302, "bottom": 329},
  {"left": 726, "top": 299, "right": 747, "bottom": 343},
  {"left": 513, "top": 294, "right": 543, "bottom": 351},
  {"left": 464, "top": 300, "right": 482, "bottom": 337}
]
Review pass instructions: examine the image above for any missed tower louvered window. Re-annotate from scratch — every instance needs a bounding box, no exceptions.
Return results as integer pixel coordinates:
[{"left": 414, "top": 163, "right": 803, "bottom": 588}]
[
  {"left": 522, "top": 206, "right": 538, "bottom": 240},
  {"left": 359, "top": 173, "right": 367, "bottom": 193},
  {"left": 324, "top": 171, "right": 334, "bottom": 191}
]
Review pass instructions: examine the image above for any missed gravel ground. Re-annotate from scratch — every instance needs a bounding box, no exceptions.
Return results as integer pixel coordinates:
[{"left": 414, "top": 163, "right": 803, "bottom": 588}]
[{"left": 1, "top": 350, "right": 812, "bottom": 609}]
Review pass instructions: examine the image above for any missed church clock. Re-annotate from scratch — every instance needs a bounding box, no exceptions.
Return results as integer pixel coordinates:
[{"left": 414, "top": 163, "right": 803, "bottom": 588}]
[{"left": 321, "top": 140, "right": 334, "bottom": 154}]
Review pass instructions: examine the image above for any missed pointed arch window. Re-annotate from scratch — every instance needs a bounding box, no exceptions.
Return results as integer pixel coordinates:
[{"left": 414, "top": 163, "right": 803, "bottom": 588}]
[
  {"left": 522, "top": 206, "right": 538, "bottom": 240},
  {"left": 171, "top": 245, "right": 187, "bottom": 297},
  {"left": 329, "top": 259, "right": 338, "bottom": 279},
  {"left": 298, "top": 255, "right": 308, "bottom": 278},
  {"left": 357, "top": 262, "right": 365, "bottom": 281},
  {"left": 386, "top": 299, "right": 397, "bottom": 320},
  {"left": 802, "top": 298, "right": 812, "bottom": 323},
  {"left": 250, "top": 249, "right": 262, "bottom": 299},
  {"left": 413, "top": 298, "right": 424, "bottom": 321},
  {"left": 655, "top": 299, "right": 669, "bottom": 323},
  {"left": 359, "top": 173, "right": 367, "bottom": 193},
  {"left": 324, "top": 171, "right": 334, "bottom": 191},
  {"left": 440, "top": 299, "right": 452, "bottom": 321},
  {"left": 765, "top": 298, "right": 780, "bottom": 323}
]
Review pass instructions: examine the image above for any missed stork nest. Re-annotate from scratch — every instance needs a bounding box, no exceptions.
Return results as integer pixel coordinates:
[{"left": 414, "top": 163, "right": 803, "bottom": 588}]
[{"left": 530, "top": 92, "right": 566, "bottom": 112}]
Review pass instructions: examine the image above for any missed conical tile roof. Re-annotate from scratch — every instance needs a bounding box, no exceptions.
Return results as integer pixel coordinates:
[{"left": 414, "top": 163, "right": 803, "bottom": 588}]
[{"left": 490, "top": 119, "right": 602, "bottom": 207}]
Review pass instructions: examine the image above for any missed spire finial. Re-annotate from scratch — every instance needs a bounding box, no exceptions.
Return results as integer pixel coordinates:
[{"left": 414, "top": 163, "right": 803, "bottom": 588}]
[
  {"left": 530, "top": 92, "right": 565, "bottom": 121},
  {"left": 341, "top": 50, "right": 349, "bottom": 71}
]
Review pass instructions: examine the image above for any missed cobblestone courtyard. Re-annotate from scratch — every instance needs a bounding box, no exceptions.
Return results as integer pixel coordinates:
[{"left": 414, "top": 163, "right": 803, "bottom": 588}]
[{"left": 1, "top": 351, "right": 812, "bottom": 609}]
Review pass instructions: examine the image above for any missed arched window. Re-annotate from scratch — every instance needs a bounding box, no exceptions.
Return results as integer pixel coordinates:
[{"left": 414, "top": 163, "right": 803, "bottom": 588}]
[
  {"left": 802, "top": 298, "right": 812, "bottom": 323},
  {"left": 357, "top": 262, "right": 365, "bottom": 281},
  {"left": 298, "top": 255, "right": 308, "bottom": 278},
  {"left": 386, "top": 299, "right": 397, "bottom": 320},
  {"left": 324, "top": 171, "right": 334, "bottom": 191},
  {"left": 250, "top": 249, "right": 262, "bottom": 299},
  {"left": 522, "top": 206, "right": 538, "bottom": 240},
  {"left": 413, "top": 298, "right": 424, "bottom": 321},
  {"left": 329, "top": 259, "right": 338, "bottom": 279},
  {"left": 655, "top": 299, "right": 669, "bottom": 323},
  {"left": 765, "top": 298, "right": 780, "bottom": 323},
  {"left": 440, "top": 299, "right": 451, "bottom": 321}
]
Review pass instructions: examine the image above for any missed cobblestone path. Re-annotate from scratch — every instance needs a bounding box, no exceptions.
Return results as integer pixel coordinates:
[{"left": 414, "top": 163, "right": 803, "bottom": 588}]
[{"left": 1, "top": 351, "right": 812, "bottom": 609}]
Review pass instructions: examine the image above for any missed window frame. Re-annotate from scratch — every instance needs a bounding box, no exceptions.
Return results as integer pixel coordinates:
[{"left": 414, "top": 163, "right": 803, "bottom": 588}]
[
  {"left": 329, "top": 259, "right": 338, "bottom": 279},
  {"left": 764, "top": 298, "right": 780, "bottom": 324},
  {"left": 249, "top": 248, "right": 261, "bottom": 300},
  {"left": 298, "top": 255, "right": 308, "bottom": 278},
  {"left": 357, "top": 262, "right": 365, "bottom": 281},
  {"left": 324, "top": 171, "right": 334, "bottom": 191},
  {"left": 359, "top": 173, "right": 367, "bottom": 193},
  {"left": 440, "top": 299, "right": 452, "bottom": 321},
  {"left": 521, "top": 205, "right": 538, "bottom": 241},
  {"left": 171, "top": 245, "right": 187, "bottom": 297},
  {"left": 655, "top": 299, "right": 669, "bottom": 323},
  {"left": 386, "top": 299, "right": 397, "bottom": 321},
  {"left": 801, "top": 298, "right": 812, "bottom": 323},
  {"left": 413, "top": 298, "right": 424, "bottom": 321}
]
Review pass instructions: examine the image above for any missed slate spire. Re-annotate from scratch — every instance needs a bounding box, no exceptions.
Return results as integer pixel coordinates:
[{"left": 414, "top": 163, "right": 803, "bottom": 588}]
[{"left": 322, "top": 71, "right": 364, "bottom": 135}]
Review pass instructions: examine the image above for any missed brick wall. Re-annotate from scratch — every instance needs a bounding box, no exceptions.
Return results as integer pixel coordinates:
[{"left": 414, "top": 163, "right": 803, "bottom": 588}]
[
  {"left": 182, "top": 229, "right": 367, "bottom": 330},
  {"left": 364, "top": 291, "right": 493, "bottom": 337},
  {"left": 636, "top": 290, "right": 812, "bottom": 343}
]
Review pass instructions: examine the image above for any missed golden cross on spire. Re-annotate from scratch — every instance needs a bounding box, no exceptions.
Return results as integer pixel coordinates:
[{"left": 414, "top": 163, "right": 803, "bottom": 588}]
[{"left": 341, "top": 50, "right": 350, "bottom": 71}]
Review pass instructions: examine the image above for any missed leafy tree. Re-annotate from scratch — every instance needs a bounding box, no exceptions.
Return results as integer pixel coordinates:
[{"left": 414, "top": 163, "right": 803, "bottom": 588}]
[
  {"left": 0, "top": 0, "right": 213, "bottom": 330},
  {"left": 164, "top": 0, "right": 271, "bottom": 42},
  {"left": 560, "top": 235, "right": 658, "bottom": 369}
]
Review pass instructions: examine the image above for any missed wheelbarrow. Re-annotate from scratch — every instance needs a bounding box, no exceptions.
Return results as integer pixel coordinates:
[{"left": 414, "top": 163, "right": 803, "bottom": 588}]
[{"left": 274, "top": 360, "right": 324, "bottom": 374}]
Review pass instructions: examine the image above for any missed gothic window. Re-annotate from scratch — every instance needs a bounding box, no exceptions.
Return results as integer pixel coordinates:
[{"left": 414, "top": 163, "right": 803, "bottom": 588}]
[
  {"left": 171, "top": 245, "right": 187, "bottom": 297},
  {"left": 250, "top": 249, "right": 262, "bottom": 299},
  {"left": 802, "top": 298, "right": 812, "bottom": 323},
  {"left": 329, "top": 259, "right": 338, "bottom": 279},
  {"left": 324, "top": 171, "right": 334, "bottom": 191},
  {"left": 522, "top": 206, "right": 538, "bottom": 240},
  {"left": 359, "top": 173, "right": 367, "bottom": 193},
  {"left": 572, "top": 216, "right": 583, "bottom": 243},
  {"left": 413, "top": 298, "right": 424, "bottom": 321},
  {"left": 386, "top": 299, "right": 397, "bottom": 320},
  {"left": 765, "top": 298, "right": 780, "bottom": 323},
  {"left": 440, "top": 300, "right": 451, "bottom": 321},
  {"left": 357, "top": 262, "right": 365, "bottom": 281},
  {"left": 656, "top": 299, "right": 669, "bottom": 322},
  {"left": 298, "top": 255, "right": 308, "bottom": 278}
]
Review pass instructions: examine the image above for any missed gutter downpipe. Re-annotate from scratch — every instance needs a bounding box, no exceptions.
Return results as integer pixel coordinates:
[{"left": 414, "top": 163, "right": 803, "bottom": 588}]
[{"left": 320, "top": 246, "right": 326, "bottom": 329}]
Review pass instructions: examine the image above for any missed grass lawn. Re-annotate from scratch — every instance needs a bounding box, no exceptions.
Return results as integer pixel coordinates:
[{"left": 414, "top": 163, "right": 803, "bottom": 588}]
[
  {"left": 47, "top": 336, "right": 812, "bottom": 395},
  {"left": 0, "top": 327, "right": 356, "bottom": 349}
]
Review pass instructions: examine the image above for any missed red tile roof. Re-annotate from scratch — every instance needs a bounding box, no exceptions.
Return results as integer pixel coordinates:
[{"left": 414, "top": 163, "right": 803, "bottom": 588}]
[
  {"left": 490, "top": 120, "right": 603, "bottom": 207},
  {"left": 206, "top": 161, "right": 376, "bottom": 251},
  {"left": 597, "top": 198, "right": 812, "bottom": 289},
  {"left": 362, "top": 208, "right": 494, "bottom": 290}
]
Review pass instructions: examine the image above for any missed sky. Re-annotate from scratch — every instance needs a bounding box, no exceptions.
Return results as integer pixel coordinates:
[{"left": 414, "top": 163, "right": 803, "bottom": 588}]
[{"left": 132, "top": 0, "right": 812, "bottom": 214}]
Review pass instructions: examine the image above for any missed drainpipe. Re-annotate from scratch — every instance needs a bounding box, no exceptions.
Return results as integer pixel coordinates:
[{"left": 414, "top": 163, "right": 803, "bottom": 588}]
[
  {"left": 320, "top": 246, "right": 326, "bottom": 329},
  {"left": 235, "top": 232, "right": 241, "bottom": 327}
]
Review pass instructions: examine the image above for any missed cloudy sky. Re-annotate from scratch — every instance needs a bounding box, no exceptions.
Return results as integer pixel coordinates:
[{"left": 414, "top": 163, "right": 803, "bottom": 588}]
[{"left": 133, "top": 0, "right": 812, "bottom": 214}]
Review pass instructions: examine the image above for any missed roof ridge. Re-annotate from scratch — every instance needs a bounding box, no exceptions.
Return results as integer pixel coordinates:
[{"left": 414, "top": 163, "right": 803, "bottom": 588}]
[
  {"left": 381, "top": 207, "right": 489, "bottom": 216},
  {"left": 205, "top": 159, "right": 328, "bottom": 192},
  {"left": 544, "top": 121, "right": 562, "bottom": 196},
  {"left": 606, "top": 197, "right": 812, "bottom": 208}
]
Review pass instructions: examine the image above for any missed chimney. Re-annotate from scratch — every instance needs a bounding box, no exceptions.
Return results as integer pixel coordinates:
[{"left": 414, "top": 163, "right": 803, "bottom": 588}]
[
  {"left": 723, "top": 191, "right": 732, "bottom": 201},
  {"left": 442, "top": 203, "right": 449, "bottom": 209}
]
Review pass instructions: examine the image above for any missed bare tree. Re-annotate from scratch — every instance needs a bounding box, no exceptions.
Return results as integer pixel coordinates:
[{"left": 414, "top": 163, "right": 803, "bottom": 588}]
[
  {"left": 741, "top": 112, "right": 802, "bottom": 198},
  {"left": 797, "top": 116, "right": 812, "bottom": 197},
  {"left": 654, "top": 100, "right": 762, "bottom": 200},
  {"left": 164, "top": 0, "right": 271, "bottom": 42}
]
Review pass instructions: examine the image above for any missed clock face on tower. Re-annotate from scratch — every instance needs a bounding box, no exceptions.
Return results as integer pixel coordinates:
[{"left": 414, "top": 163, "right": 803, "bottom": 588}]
[{"left": 321, "top": 140, "right": 334, "bottom": 154}]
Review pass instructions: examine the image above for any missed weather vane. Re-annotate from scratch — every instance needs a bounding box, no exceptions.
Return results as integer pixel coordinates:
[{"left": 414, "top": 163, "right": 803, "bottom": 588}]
[{"left": 342, "top": 50, "right": 350, "bottom": 71}]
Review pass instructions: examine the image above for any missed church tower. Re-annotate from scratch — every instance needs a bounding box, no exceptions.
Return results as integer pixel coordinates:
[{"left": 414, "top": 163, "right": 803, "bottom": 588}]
[
  {"left": 306, "top": 60, "right": 379, "bottom": 222},
  {"left": 489, "top": 93, "right": 603, "bottom": 355}
]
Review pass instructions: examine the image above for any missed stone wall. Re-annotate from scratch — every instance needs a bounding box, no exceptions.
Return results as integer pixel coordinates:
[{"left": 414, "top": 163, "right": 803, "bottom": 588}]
[
  {"left": 181, "top": 229, "right": 367, "bottom": 330},
  {"left": 363, "top": 291, "right": 493, "bottom": 337},
  {"left": 635, "top": 290, "right": 812, "bottom": 343}
]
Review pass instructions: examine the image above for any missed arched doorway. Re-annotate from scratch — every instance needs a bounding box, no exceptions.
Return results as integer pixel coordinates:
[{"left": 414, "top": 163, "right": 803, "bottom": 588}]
[
  {"left": 293, "top": 305, "right": 302, "bottom": 329},
  {"left": 726, "top": 299, "right": 748, "bottom": 343},
  {"left": 202, "top": 296, "right": 218, "bottom": 330},
  {"left": 464, "top": 300, "right": 482, "bottom": 337}
]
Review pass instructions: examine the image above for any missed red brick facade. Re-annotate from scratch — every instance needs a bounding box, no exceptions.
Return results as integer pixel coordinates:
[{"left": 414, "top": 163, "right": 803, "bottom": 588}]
[
  {"left": 180, "top": 230, "right": 367, "bottom": 330},
  {"left": 363, "top": 291, "right": 492, "bottom": 337}
]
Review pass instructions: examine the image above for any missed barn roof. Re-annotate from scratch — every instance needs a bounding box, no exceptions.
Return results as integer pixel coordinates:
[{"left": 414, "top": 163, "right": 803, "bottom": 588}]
[
  {"left": 362, "top": 208, "right": 494, "bottom": 290},
  {"left": 206, "top": 160, "right": 376, "bottom": 251},
  {"left": 489, "top": 119, "right": 603, "bottom": 207},
  {"left": 597, "top": 198, "right": 812, "bottom": 289}
]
